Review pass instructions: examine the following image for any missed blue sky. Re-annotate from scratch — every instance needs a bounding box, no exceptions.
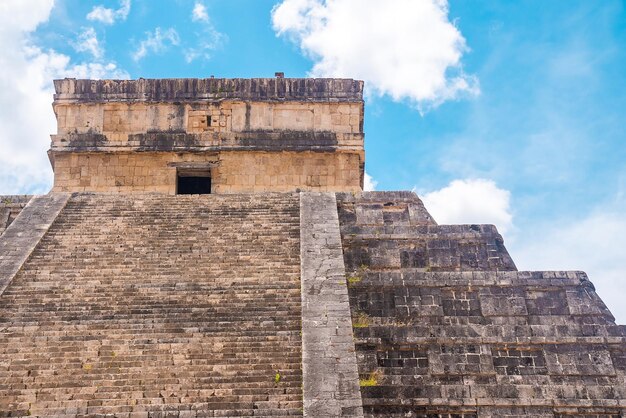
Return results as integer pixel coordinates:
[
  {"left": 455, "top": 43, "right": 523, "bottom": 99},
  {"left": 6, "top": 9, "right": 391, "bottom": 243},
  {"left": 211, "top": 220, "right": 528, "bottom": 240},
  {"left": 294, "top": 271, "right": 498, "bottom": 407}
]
[{"left": 1, "top": 0, "right": 625, "bottom": 322}]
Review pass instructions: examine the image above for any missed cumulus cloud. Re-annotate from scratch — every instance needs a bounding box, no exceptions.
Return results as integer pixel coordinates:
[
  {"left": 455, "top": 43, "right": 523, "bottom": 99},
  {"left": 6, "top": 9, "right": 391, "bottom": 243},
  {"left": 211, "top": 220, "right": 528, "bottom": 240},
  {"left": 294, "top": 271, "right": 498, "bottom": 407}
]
[
  {"left": 192, "top": 2, "right": 209, "bottom": 22},
  {"left": 185, "top": 4, "right": 226, "bottom": 63},
  {"left": 271, "top": 0, "right": 478, "bottom": 110},
  {"left": 72, "top": 27, "right": 103, "bottom": 59},
  {"left": 132, "top": 27, "right": 180, "bottom": 61},
  {"left": 87, "top": 0, "right": 131, "bottom": 25},
  {"left": 0, "top": 0, "right": 128, "bottom": 194},
  {"left": 421, "top": 179, "right": 513, "bottom": 234},
  {"left": 363, "top": 172, "right": 377, "bottom": 191},
  {"left": 511, "top": 207, "right": 626, "bottom": 324}
]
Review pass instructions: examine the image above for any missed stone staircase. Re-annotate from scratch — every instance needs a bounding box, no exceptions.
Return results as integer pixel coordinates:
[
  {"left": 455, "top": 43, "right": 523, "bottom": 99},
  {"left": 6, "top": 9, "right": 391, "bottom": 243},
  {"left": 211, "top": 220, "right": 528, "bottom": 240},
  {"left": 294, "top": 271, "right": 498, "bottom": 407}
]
[
  {"left": 1, "top": 190, "right": 624, "bottom": 417},
  {"left": 337, "top": 192, "right": 626, "bottom": 418},
  {"left": 0, "top": 193, "right": 303, "bottom": 417}
]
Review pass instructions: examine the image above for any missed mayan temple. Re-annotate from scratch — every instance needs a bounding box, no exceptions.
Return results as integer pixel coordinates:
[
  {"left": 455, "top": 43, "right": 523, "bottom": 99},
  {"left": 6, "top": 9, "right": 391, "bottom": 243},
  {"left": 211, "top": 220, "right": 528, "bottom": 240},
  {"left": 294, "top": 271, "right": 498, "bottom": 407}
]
[{"left": 0, "top": 77, "right": 624, "bottom": 418}]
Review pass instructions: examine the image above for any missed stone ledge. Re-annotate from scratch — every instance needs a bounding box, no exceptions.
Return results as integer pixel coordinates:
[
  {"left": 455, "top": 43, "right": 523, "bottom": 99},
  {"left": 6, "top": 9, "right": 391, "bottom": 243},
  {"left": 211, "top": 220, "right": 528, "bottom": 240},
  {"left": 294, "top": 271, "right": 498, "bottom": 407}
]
[
  {"left": 362, "top": 397, "right": 626, "bottom": 409},
  {"left": 353, "top": 270, "right": 590, "bottom": 287},
  {"left": 337, "top": 191, "right": 426, "bottom": 202},
  {"left": 354, "top": 335, "right": 626, "bottom": 345},
  {"left": 54, "top": 78, "right": 364, "bottom": 103},
  {"left": 341, "top": 225, "right": 504, "bottom": 237},
  {"left": 50, "top": 130, "right": 357, "bottom": 153}
]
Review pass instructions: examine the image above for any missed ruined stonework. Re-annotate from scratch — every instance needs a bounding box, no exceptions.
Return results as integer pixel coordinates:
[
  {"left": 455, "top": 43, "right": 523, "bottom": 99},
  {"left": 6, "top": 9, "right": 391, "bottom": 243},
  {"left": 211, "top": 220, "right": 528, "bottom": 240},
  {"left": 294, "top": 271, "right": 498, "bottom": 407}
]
[
  {"left": 0, "top": 77, "right": 624, "bottom": 417},
  {"left": 0, "top": 195, "right": 32, "bottom": 235},
  {"left": 50, "top": 78, "right": 364, "bottom": 194},
  {"left": 337, "top": 192, "right": 625, "bottom": 418}
]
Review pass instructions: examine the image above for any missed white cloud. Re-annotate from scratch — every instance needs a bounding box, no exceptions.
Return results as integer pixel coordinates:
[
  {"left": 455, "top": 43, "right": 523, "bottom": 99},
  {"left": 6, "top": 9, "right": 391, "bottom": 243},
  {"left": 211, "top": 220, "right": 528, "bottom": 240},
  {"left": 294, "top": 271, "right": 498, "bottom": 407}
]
[
  {"left": 0, "top": 0, "right": 128, "bottom": 195},
  {"left": 192, "top": 2, "right": 209, "bottom": 22},
  {"left": 511, "top": 207, "right": 626, "bottom": 324},
  {"left": 271, "top": 0, "right": 478, "bottom": 111},
  {"left": 185, "top": 4, "right": 226, "bottom": 63},
  {"left": 133, "top": 27, "right": 180, "bottom": 61},
  {"left": 87, "top": 0, "right": 131, "bottom": 25},
  {"left": 363, "top": 172, "right": 377, "bottom": 191},
  {"left": 0, "top": 0, "right": 54, "bottom": 33},
  {"left": 87, "top": 6, "right": 115, "bottom": 25},
  {"left": 421, "top": 178, "right": 513, "bottom": 235},
  {"left": 72, "top": 27, "right": 103, "bottom": 59}
]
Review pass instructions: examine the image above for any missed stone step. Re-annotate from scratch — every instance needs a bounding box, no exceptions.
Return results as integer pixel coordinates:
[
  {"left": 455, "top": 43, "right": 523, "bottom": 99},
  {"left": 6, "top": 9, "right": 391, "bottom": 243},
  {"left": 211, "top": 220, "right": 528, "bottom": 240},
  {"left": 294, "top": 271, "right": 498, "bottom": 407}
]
[{"left": 0, "top": 193, "right": 304, "bottom": 415}]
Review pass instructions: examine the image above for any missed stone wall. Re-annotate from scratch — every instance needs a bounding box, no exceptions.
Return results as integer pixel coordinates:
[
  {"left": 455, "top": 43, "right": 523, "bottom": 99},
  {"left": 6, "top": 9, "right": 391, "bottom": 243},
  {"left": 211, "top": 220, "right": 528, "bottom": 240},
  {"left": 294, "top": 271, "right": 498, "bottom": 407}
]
[
  {"left": 337, "top": 192, "right": 516, "bottom": 272},
  {"left": 52, "top": 101, "right": 363, "bottom": 150},
  {"left": 337, "top": 191, "right": 625, "bottom": 418},
  {"left": 348, "top": 270, "right": 625, "bottom": 418},
  {"left": 48, "top": 77, "right": 365, "bottom": 194},
  {"left": 52, "top": 151, "right": 361, "bottom": 193},
  {"left": 0, "top": 195, "right": 32, "bottom": 235}
]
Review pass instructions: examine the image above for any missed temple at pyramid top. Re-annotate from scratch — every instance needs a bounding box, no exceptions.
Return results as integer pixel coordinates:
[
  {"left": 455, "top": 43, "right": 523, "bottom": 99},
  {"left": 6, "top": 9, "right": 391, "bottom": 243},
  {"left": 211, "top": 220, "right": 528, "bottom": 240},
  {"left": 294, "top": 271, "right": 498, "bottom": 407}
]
[{"left": 49, "top": 77, "right": 365, "bottom": 194}]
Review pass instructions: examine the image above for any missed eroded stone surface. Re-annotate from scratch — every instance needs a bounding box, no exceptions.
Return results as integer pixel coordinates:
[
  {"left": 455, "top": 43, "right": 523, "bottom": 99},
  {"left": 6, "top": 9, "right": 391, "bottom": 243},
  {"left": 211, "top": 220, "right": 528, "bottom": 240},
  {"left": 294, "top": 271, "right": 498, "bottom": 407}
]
[
  {"left": 300, "top": 192, "right": 363, "bottom": 417},
  {"left": 0, "top": 195, "right": 32, "bottom": 236},
  {"left": 49, "top": 78, "right": 365, "bottom": 194},
  {"left": 1, "top": 76, "right": 624, "bottom": 418},
  {"left": 338, "top": 191, "right": 626, "bottom": 418},
  {"left": 338, "top": 192, "right": 515, "bottom": 272},
  {"left": 0, "top": 193, "right": 303, "bottom": 416},
  {"left": 52, "top": 151, "right": 362, "bottom": 194},
  {"left": 0, "top": 193, "right": 69, "bottom": 296}
]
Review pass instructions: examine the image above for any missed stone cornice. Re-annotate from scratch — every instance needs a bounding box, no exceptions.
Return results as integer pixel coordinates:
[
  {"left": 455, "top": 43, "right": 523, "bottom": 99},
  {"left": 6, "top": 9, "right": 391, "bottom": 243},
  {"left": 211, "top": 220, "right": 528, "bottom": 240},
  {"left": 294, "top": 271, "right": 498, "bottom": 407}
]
[{"left": 53, "top": 78, "right": 365, "bottom": 103}]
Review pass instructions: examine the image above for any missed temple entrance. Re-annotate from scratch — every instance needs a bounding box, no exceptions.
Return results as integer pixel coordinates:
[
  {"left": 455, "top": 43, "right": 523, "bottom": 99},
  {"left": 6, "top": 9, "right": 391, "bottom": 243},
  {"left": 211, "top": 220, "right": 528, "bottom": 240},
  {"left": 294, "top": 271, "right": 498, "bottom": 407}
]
[{"left": 177, "top": 173, "right": 211, "bottom": 194}]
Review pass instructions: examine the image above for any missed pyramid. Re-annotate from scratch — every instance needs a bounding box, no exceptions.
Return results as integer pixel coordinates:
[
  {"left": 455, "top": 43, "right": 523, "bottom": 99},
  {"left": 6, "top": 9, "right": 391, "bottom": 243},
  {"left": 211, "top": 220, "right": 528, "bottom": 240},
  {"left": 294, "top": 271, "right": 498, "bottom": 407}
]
[{"left": 0, "top": 77, "right": 623, "bottom": 417}]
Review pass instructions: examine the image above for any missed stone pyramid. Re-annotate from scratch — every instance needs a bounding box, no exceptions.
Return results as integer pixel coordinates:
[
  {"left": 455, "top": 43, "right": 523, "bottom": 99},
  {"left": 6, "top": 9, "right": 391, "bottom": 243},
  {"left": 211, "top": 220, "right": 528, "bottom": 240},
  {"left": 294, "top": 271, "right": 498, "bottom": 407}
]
[{"left": 0, "top": 77, "right": 623, "bottom": 417}]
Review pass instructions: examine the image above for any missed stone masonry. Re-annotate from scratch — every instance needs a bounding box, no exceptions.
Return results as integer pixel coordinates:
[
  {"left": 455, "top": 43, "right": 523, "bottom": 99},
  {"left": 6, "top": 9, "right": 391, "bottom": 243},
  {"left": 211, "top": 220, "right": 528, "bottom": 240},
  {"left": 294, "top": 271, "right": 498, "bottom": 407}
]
[
  {"left": 0, "top": 76, "right": 624, "bottom": 417},
  {"left": 50, "top": 78, "right": 364, "bottom": 194},
  {"left": 0, "top": 193, "right": 303, "bottom": 416},
  {"left": 300, "top": 193, "right": 363, "bottom": 417},
  {"left": 0, "top": 196, "right": 32, "bottom": 236},
  {"left": 0, "top": 193, "right": 70, "bottom": 295},
  {"left": 337, "top": 192, "right": 625, "bottom": 418}
]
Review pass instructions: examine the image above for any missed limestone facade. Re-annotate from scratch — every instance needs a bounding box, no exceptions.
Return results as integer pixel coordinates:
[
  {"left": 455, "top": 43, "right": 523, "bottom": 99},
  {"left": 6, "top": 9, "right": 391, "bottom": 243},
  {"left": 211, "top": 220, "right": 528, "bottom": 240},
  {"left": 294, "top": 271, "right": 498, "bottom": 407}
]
[
  {"left": 0, "top": 76, "right": 622, "bottom": 416},
  {"left": 49, "top": 78, "right": 364, "bottom": 194},
  {"left": 52, "top": 151, "right": 361, "bottom": 194}
]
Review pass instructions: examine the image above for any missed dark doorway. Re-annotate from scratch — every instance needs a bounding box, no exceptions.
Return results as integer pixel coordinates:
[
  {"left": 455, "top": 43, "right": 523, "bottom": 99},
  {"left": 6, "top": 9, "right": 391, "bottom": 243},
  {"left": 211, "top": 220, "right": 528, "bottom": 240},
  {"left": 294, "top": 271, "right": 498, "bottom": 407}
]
[{"left": 177, "top": 175, "right": 211, "bottom": 194}]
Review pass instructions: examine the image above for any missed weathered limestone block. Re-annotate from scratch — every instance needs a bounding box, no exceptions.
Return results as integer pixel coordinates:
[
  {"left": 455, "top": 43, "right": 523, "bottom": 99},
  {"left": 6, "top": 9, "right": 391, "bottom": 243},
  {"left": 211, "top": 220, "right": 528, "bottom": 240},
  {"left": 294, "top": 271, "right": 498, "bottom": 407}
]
[
  {"left": 429, "top": 344, "right": 495, "bottom": 376},
  {"left": 337, "top": 191, "right": 437, "bottom": 227},
  {"left": 338, "top": 193, "right": 515, "bottom": 272},
  {"left": 49, "top": 77, "right": 365, "bottom": 194},
  {"left": 341, "top": 224, "right": 516, "bottom": 272},
  {"left": 300, "top": 192, "right": 363, "bottom": 417},
  {"left": 54, "top": 101, "right": 362, "bottom": 140},
  {"left": 337, "top": 191, "right": 625, "bottom": 417},
  {"left": 0, "top": 195, "right": 32, "bottom": 235},
  {"left": 52, "top": 151, "right": 362, "bottom": 194}
]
